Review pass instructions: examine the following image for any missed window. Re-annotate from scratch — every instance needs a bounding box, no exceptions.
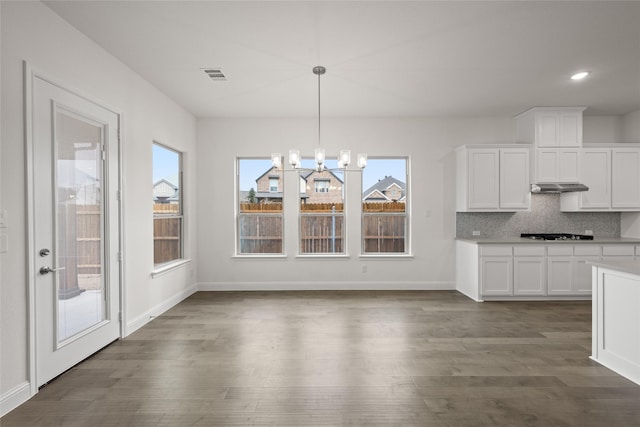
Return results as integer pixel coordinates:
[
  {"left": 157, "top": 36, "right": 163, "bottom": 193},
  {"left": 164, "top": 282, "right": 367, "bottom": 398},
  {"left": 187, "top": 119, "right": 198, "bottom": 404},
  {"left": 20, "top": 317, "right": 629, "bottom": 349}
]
[
  {"left": 314, "top": 179, "right": 329, "bottom": 193},
  {"left": 269, "top": 177, "right": 279, "bottom": 192},
  {"left": 299, "top": 159, "right": 345, "bottom": 254},
  {"left": 362, "top": 158, "right": 408, "bottom": 254},
  {"left": 237, "top": 158, "right": 283, "bottom": 254},
  {"left": 153, "top": 143, "right": 183, "bottom": 265}
]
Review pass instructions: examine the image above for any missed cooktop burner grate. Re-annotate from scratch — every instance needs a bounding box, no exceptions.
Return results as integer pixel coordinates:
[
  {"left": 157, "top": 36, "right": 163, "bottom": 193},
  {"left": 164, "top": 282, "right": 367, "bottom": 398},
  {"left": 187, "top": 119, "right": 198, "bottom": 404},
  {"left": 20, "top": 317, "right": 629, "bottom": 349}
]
[{"left": 520, "top": 233, "right": 594, "bottom": 241}]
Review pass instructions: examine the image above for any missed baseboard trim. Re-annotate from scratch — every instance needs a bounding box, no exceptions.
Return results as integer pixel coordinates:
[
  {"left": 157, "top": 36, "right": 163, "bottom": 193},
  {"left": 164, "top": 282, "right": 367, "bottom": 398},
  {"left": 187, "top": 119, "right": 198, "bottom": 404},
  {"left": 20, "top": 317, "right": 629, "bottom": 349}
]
[
  {"left": 1, "top": 381, "right": 31, "bottom": 417},
  {"left": 125, "top": 283, "right": 198, "bottom": 336},
  {"left": 197, "top": 281, "right": 455, "bottom": 291}
]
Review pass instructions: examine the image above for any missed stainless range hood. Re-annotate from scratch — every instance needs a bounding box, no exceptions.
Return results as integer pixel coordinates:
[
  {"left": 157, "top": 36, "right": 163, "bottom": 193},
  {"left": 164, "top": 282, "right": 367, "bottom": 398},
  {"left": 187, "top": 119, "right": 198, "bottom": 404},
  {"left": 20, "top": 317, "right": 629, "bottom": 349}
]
[{"left": 531, "top": 183, "right": 589, "bottom": 193}]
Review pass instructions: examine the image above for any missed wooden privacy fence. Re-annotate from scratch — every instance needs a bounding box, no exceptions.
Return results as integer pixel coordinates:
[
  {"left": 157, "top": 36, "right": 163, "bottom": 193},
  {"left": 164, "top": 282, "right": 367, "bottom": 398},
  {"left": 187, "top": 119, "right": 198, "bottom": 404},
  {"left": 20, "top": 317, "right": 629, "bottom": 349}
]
[
  {"left": 153, "top": 203, "right": 181, "bottom": 264},
  {"left": 238, "top": 202, "right": 405, "bottom": 253}
]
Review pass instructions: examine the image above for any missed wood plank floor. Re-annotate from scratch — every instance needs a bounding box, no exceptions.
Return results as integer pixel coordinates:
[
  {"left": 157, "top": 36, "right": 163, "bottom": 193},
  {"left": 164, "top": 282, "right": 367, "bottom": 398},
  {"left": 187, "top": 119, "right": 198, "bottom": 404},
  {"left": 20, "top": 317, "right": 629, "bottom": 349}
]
[{"left": 3, "top": 290, "right": 640, "bottom": 426}]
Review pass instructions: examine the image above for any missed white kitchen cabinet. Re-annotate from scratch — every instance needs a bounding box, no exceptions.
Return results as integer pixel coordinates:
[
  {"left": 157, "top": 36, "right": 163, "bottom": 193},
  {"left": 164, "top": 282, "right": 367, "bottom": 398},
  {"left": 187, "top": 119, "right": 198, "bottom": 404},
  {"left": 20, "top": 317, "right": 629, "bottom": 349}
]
[
  {"left": 516, "top": 107, "right": 585, "bottom": 148},
  {"left": 574, "top": 256, "right": 600, "bottom": 294},
  {"left": 514, "top": 256, "right": 546, "bottom": 295},
  {"left": 500, "top": 149, "right": 531, "bottom": 210},
  {"left": 481, "top": 257, "right": 513, "bottom": 296},
  {"left": 456, "top": 145, "right": 530, "bottom": 212},
  {"left": 561, "top": 145, "right": 640, "bottom": 212},
  {"left": 534, "top": 148, "right": 580, "bottom": 183},
  {"left": 612, "top": 147, "right": 640, "bottom": 209},
  {"left": 547, "top": 256, "right": 574, "bottom": 294},
  {"left": 579, "top": 149, "right": 611, "bottom": 208},
  {"left": 479, "top": 245, "right": 513, "bottom": 296}
]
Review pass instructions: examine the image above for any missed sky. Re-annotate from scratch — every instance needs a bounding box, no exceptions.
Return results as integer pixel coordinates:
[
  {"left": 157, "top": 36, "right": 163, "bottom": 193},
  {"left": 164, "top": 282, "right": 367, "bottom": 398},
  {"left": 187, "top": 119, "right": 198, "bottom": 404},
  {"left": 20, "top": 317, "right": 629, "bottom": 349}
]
[
  {"left": 238, "top": 158, "right": 407, "bottom": 192},
  {"left": 152, "top": 144, "right": 407, "bottom": 192},
  {"left": 153, "top": 143, "right": 180, "bottom": 183}
]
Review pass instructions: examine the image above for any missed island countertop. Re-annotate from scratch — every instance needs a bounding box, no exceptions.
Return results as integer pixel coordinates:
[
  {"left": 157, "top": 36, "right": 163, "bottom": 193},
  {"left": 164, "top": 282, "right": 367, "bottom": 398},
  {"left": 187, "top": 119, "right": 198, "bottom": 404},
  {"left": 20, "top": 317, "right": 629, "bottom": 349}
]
[{"left": 588, "top": 259, "right": 640, "bottom": 276}]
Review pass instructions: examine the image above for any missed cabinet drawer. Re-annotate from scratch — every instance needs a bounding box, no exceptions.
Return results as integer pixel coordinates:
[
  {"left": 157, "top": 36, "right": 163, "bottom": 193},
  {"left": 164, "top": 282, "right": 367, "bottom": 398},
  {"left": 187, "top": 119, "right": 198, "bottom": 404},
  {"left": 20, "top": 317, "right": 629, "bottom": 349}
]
[
  {"left": 480, "top": 246, "right": 512, "bottom": 256},
  {"left": 574, "top": 245, "right": 601, "bottom": 256},
  {"left": 547, "top": 245, "right": 573, "bottom": 256},
  {"left": 602, "top": 245, "right": 635, "bottom": 256},
  {"left": 513, "top": 246, "right": 545, "bottom": 256}
]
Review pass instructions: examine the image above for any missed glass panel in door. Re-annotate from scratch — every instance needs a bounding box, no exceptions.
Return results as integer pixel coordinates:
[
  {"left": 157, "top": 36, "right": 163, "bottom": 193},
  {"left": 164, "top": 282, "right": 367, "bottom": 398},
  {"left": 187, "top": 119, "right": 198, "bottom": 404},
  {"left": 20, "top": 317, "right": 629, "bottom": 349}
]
[{"left": 55, "top": 109, "right": 106, "bottom": 343}]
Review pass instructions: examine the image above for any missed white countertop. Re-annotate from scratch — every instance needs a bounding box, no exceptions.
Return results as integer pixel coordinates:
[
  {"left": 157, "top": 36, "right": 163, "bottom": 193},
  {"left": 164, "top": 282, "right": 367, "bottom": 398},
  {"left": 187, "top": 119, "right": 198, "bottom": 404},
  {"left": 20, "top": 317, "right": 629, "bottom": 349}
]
[
  {"left": 456, "top": 237, "right": 640, "bottom": 244},
  {"left": 589, "top": 259, "right": 640, "bottom": 276}
]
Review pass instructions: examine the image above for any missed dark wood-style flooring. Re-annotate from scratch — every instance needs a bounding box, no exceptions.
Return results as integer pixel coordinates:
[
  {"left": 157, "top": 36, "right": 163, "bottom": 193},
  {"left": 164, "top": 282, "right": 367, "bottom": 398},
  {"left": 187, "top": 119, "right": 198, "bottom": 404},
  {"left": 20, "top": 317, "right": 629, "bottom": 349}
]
[{"left": 3, "top": 291, "right": 640, "bottom": 426}]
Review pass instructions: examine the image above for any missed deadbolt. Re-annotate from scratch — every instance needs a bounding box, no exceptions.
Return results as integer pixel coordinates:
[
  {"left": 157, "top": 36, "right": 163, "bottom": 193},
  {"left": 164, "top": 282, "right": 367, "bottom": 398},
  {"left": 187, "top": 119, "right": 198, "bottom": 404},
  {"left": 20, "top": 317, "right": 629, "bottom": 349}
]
[{"left": 39, "top": 248, "right": 50, "bottom": 257}]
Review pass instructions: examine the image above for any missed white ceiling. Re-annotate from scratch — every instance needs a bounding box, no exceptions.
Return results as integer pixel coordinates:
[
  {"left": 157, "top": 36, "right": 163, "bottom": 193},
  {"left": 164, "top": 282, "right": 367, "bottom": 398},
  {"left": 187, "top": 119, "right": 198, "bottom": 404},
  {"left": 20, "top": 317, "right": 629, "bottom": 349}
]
[{"left": 44, "top": 1, "right": 640, "bottom": 118}]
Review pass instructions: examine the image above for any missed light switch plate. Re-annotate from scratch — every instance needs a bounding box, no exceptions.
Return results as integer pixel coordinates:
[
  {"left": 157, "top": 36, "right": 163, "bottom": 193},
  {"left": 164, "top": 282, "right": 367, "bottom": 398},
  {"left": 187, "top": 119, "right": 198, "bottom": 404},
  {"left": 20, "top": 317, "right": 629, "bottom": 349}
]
[{"left": 0, "top": 210, "right": 7, "bottom": 228}]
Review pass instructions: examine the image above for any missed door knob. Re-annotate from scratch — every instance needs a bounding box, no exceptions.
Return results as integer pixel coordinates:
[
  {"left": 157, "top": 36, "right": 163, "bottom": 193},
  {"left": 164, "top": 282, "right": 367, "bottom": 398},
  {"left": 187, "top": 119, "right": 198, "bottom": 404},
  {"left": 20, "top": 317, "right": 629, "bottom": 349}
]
[{"left": 39, "top": 266, "right": 66, "bottom": 275}]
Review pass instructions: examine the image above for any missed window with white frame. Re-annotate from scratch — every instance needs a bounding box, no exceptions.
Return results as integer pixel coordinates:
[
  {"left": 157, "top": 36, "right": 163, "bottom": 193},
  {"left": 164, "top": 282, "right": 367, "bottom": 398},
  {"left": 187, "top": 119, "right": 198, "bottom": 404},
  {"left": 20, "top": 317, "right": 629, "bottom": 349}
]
[
  {"left": 269, "top": 177, "right": 279, "bottom": 192},
  {"left": 362, "top": 158, "right": 408, "bottom": 254},
  {"left": 153, "top": 142, "right": 184, "bottom": 265},
  {"left": 299, "top": 159, "right": 345, "bottom": 254},
  {"left": 237, "top": 158, "right": 283, "bottom": 254}
]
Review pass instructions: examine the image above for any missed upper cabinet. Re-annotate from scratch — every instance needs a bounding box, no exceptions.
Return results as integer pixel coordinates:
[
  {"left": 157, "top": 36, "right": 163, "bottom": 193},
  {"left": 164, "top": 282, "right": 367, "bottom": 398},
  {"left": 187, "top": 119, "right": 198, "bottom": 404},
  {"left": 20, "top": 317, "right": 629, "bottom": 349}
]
[
  {"left": 456, "top": 146, "right": 531, "bottom": 212},
  {"left": 560, "top": 145, "right": 640, "bottom": 212},
  {"left": 516, "top": 107, "right": 586, "bottom": 184},
  {"left": 516, "top": 107, "right": 586, "bottom": 148}
]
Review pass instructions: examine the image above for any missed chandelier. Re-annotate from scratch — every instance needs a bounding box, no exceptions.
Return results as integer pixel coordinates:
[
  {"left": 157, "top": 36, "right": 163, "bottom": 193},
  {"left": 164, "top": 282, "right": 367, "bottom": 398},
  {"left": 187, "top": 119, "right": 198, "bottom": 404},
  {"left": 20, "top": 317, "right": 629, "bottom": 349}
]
[{"left": 271, "top": 66, "right": 367, "bottom": 171}]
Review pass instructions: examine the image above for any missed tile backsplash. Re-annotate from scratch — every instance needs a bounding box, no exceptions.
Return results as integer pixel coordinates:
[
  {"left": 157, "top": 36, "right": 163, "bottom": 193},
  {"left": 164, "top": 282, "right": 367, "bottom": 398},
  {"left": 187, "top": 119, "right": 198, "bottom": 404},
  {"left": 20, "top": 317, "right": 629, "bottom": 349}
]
[{"left": 456, "top": 194, "right": 620, "bottom": 238}]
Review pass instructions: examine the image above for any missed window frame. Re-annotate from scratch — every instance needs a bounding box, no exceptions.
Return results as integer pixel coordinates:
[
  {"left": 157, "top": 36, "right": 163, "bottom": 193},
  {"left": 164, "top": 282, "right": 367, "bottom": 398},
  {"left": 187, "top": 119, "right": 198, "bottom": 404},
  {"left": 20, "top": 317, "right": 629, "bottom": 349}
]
[
  {"left": 152, "top": 141, "right": 185, "bottom": 268},
  {"left": 361, "top": 157, "right": 410, "bottom": 256},
  {"left": 236, "top": 157, "right": 285, "bottom": 256},
  {"left": 298, "top": 160, "right": 347, "bottom": 256}
]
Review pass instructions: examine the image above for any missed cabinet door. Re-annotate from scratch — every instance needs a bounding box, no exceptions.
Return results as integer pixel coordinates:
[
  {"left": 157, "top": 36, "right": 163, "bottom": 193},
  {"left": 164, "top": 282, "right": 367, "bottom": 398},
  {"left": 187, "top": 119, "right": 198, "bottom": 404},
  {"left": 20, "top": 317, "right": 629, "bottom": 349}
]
[
  {"left": 514, "top": 257, "right": 546, "bottom": 295},
  {"left": 612, "top": 148, "right": 640, "bottom": 209},
  {"left": 536, "top": 111, "right": 581, "bottom": 147},
  {"left": 573, "top": 256, "right": 599, "bottom": 295},
  {"left": 558, "top": 149, "right": 580, "bottom": 182},
  {"left": 480, "top": 257, "right": 513, "bottom": 296},
  {"left": 580, "top": 149, "right": 611, "bottom": 208},
  {"left": 468, "top": 149, "right": 499, "bottom": 209},
  {"left": 500, "top": 149, "right": 530, "bottom": 210},
  {"left": 558, "top": 112, "right": 581, "bottom": 147},
  {"left": 536, "top": 112, "right": 559, "bottom": 147},
  {"left": 547, "top": 256, "right": 574, "bottom": 295},
  {"left": 536, "top": 149, "right": 580, "bottom": 183}
]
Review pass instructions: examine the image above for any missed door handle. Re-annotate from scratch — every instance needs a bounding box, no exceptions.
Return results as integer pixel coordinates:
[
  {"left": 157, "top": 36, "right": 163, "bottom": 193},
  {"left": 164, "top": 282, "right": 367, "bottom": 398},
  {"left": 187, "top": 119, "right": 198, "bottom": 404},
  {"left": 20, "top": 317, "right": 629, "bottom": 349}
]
[{"left": 39, "top": 266, "right": 66, "bottom": 275}]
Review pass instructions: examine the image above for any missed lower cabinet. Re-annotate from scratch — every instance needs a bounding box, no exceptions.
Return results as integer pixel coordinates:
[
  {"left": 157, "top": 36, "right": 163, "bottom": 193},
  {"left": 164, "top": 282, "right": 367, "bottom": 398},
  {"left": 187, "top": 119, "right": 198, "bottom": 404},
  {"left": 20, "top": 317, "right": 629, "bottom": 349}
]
[
  {"left": 477, "top": 243, "right": 636, "bottom": 299},
  {"left": 513, "top": 246, "right": 546, "bottom": 296}
]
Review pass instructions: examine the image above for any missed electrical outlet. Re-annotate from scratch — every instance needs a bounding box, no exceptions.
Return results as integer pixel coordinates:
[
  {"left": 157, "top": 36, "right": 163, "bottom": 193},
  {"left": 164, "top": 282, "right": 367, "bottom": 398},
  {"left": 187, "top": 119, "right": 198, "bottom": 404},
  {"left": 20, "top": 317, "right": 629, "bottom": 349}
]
[
  {"left": 472, "top": 231, "right": 481, "bottom": 236},
  {"left": 585, "top": 230, "right": 593, "bottom": 235},
  {"left": 0, "top": 210, "right": 7, "bottom": 228},
  {"left": 361, "top": 264, "right": 367, "bottom": 273}
]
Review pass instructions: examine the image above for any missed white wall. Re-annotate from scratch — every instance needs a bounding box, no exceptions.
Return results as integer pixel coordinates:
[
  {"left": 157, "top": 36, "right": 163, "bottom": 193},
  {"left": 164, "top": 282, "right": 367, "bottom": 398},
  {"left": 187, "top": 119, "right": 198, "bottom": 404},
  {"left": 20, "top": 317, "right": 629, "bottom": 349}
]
[
  {"left": 0, "top": 1, "right": 197, "bottom": 413},
  {"left": 622, "top": 110, "right": 640, "bottom": 143},
  {"left": 196, "top": 117, "right": 515, "bottom": 290}
]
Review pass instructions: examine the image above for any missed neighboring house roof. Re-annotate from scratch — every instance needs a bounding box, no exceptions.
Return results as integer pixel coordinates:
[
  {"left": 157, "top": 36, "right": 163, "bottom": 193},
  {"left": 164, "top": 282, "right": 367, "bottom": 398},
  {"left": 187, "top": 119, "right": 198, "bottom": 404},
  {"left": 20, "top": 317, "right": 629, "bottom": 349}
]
[
  {"left": 363, "top": 176, "right": 406, "bottom": 201},
  {"left": 255, "top": 166, "right": 281, "bottom": 183},
  {"left": 301, "top": 169, "right": 344, "bottom": 183},
  {"left": 153, "top": 174, "right": 180, "bottom": 201}
]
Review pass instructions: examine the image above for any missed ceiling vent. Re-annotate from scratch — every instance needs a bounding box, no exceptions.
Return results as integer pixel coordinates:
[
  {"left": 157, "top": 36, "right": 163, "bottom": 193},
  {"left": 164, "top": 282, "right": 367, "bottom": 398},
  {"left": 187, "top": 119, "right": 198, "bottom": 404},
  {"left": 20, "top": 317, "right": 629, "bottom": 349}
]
[{"left": 202, "top": 68, "right": 227, "bottom": 81}]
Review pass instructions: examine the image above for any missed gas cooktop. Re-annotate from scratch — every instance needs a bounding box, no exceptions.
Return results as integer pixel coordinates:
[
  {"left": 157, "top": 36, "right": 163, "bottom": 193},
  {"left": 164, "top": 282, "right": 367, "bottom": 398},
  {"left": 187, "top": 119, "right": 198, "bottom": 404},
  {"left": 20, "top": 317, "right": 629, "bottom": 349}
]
[{"left": 520, "top": 233, "right": 594, "bottom": 241}]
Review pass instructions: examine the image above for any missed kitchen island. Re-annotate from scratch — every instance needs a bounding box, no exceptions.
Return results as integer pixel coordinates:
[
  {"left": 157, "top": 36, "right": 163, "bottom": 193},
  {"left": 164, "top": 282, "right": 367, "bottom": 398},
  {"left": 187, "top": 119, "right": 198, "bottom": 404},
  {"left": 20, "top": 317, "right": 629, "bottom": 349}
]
[{"left": 590, "top": 259, "right": 640, "bottom": 386}]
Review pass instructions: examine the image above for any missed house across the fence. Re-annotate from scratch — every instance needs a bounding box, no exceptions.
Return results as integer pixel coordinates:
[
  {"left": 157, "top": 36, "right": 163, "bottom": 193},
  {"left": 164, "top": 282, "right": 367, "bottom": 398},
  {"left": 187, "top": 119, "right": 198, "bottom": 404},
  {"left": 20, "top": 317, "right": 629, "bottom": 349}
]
[{"left": 248, "top": 166, "right": 405, "bottom": 205}]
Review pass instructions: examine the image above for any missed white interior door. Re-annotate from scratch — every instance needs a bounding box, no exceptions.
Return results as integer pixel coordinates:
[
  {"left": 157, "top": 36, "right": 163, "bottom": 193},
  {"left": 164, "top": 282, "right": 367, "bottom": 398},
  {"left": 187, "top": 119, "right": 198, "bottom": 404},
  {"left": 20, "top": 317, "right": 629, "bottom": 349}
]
[{"left": 32, "top": 75, "right": 121, "bottom": 387}]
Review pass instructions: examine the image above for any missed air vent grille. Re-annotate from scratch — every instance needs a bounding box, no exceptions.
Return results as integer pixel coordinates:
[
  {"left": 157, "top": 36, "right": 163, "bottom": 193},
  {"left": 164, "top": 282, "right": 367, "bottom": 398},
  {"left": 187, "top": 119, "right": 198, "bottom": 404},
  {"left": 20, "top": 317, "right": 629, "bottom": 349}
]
[{"left": 202, "top": 68, "right": 227, "bottom": 81}]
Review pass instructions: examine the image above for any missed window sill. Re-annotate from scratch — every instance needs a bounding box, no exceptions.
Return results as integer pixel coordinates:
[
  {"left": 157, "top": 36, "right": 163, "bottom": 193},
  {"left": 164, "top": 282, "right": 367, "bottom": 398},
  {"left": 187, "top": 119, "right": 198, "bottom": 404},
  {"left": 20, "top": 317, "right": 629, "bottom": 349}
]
[
  {"left": 232, "top": 254, "right": 287, "bottom": 259},
  {"left": 359, "top": 254, "right": 414, "bottom": 260},
  {"left": 151, "top": 259, "right": 191, "bottom": 278},
  {"left": 295, "top": 254, "right": 351, "bottom": 260}
]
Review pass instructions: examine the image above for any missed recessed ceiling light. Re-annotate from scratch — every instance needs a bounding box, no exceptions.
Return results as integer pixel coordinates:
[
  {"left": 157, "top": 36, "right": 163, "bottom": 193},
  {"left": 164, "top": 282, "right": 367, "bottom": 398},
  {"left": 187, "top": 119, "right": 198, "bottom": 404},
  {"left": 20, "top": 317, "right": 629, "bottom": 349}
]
[{"left": 571, "top": 71, "right": 590, "bottom": 81}]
